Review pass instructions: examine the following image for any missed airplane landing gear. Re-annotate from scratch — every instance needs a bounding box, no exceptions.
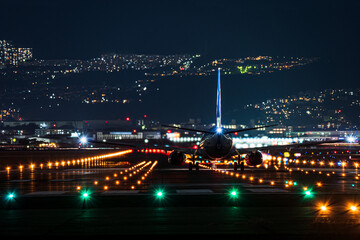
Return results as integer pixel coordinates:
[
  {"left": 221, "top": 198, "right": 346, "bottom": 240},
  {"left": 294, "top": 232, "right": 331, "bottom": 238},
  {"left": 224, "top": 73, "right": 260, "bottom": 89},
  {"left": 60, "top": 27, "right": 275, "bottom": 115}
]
[
  {"left": 240, "top": 161, "right": 245, "bottom": 171},
  {"left": 188, "top": 161, "right": 199, "bottom": 172},
  {"left": 234, "top": 161, "right": 238, "bottom": 171},
  {"left": 189, "top": 154, "right": 199, "bottom": 172}
]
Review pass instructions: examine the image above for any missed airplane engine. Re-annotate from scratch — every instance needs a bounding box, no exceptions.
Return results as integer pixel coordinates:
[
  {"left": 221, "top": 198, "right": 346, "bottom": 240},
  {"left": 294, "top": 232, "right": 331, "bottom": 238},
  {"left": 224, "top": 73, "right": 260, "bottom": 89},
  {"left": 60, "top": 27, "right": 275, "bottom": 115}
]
[
  {"left": 246, "top": 150, "right": 263, "bottom": 166},
  {"left": 168, "top": 151, "right": 186, "bottom": 166}
]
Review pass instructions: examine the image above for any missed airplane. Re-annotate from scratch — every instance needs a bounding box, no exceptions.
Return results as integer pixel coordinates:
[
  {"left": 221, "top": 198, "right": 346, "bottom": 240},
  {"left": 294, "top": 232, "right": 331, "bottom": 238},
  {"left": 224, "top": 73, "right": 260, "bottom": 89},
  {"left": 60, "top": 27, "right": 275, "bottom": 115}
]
[
  {"left": 162, "top": 68, "right": 342, "bottom": 172},
  {"left": 33, "top": 68, "right": 344, "bottom": 168}
]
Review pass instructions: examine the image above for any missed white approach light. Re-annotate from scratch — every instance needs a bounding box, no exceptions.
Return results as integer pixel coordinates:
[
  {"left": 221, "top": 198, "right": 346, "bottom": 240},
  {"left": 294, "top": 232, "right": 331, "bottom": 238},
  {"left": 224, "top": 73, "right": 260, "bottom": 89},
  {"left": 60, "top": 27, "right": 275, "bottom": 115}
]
[{"left": 80, "top": 136, "right": 88, "bottom": 144}]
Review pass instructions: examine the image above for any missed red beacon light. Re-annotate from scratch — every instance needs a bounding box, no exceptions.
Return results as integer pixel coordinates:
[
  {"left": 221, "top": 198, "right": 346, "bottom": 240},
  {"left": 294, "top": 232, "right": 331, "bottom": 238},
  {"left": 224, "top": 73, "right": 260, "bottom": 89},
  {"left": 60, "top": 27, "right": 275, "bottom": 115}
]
[{"left": 126, "top": 117, "right": 130, "bottom": 121}]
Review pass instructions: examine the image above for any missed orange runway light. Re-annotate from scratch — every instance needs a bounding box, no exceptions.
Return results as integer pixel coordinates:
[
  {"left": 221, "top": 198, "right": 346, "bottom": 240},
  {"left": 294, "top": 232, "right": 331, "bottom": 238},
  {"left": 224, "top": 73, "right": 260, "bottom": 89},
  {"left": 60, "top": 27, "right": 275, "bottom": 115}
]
[{"left": 349, "top": 205, "right": 358, "bottom": 212}]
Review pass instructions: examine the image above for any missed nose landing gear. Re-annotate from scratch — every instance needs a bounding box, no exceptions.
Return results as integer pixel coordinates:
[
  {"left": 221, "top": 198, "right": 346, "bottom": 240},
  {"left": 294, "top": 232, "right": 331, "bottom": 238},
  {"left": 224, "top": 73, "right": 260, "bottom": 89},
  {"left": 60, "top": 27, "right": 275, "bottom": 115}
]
[{"left": 189, "top": 155, "right": 200, "bottom": 172}]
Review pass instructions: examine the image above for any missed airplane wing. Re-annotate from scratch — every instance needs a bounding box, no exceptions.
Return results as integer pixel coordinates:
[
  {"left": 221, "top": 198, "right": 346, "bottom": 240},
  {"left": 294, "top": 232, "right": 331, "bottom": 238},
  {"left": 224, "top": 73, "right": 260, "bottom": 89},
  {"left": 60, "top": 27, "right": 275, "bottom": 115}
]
[{"left": 162, "top": 124, "right": 278, "bottom": 134}]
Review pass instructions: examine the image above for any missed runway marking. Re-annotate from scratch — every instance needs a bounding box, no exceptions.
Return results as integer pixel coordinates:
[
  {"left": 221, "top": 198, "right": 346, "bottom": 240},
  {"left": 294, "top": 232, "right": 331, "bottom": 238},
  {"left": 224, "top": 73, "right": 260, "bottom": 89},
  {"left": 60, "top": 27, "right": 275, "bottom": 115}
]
[
  {"left": 61, "top": 171, "right": 95, "bottom": 175},
  {"left": 8, "top": 180, "right": 32, "bottom": 182},
  {"left": 24, "top": 191, "right": 68, "bottom": 196},
  {"left": 100, "top": 190, "right": 140, "bottom": 195},
  {"left": 247, "top": 188, "right": 289, "bottom": 193},
  {"left": 239, "top": 183, "right": 274, "bottom": 188},
  {"left": 50, "top": 179, "right": 74, "bottom": 182},
  {"left": 176, "top": 189, "right": 214, "bottom": 194}
]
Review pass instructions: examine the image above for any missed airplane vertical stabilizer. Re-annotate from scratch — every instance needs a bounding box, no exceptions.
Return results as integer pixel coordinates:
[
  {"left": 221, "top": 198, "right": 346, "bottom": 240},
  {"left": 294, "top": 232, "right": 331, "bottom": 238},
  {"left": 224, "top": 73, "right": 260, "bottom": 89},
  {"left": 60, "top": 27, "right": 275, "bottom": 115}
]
[{"left": 216, "top": 68, "right": 221, "bottom": 128}]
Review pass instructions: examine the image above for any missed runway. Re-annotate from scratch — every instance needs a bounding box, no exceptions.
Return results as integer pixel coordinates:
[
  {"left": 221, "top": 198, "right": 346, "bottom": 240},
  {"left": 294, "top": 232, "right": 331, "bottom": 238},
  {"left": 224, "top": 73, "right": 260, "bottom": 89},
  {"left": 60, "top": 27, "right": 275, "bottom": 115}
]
[{"left": 1, "top": 149, "right": 360, "bottom": 237}]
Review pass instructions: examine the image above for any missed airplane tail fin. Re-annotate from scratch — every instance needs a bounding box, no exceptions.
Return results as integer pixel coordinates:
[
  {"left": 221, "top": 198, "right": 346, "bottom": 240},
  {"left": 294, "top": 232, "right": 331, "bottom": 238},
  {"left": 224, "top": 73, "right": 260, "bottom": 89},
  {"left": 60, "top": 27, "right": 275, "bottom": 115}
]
[{"left": 216, "top": 68, "right": 221, "bottom": 128}]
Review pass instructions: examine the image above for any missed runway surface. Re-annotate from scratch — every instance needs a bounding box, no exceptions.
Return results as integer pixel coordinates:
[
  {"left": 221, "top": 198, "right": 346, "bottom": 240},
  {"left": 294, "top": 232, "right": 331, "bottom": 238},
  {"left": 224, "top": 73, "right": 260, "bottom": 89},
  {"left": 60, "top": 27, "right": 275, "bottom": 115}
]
[{"left": 1, "top": 149, "right": 360, "bottom": 238}]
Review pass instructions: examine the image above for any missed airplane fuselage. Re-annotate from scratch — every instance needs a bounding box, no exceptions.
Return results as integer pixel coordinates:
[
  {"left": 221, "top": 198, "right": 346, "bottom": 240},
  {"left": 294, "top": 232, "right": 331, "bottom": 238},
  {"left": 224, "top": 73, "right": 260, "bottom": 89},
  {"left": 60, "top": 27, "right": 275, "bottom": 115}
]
[{"left": 199, "top": 133, "right": 233, "bottom": 159}]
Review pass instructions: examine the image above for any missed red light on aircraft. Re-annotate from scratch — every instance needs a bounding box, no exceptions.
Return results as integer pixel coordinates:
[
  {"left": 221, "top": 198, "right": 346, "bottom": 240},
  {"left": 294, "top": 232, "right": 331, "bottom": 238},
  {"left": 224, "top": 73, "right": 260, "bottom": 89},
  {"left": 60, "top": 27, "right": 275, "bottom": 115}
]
[
  {"left": 126, "top": 117, "right": 130, "bottom": 121},
  {"left": 167, "top": 130, "right": 172, "bottom": 133},
  {"left": 193, "top": 145, "right": 198, "bottom": 149},
  {"left": 133, "top": 129, "right": 137, "bottom": 133},
  {"left": 234, "top": 132, "right": 238, "bottom": 136},
  {"left": 144, "top": 115, "right": 147, "bottom": 118}
]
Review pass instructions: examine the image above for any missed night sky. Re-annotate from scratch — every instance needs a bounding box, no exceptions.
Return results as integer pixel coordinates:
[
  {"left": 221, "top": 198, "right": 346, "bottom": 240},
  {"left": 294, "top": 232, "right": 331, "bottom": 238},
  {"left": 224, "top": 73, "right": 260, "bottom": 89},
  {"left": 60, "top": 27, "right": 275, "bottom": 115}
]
[
  {"left": 1, "top": 0, "right": 360, "bottom": 122},
  {"left": 2, "top": 0, "right": 359, "bottom": 60}
]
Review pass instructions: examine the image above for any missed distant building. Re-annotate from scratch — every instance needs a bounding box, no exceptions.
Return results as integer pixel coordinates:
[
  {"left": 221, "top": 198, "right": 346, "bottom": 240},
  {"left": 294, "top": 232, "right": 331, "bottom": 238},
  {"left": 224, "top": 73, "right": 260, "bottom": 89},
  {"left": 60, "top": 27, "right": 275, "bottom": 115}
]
[
  {"left": 0, "top": 40, "right": 32, "bottom": 65},
  {"left": 35, "top": 128, "right": 74, "bottom": 137},
  {"left": 96, "top": 131, "right": 161, "bottom": 141}
]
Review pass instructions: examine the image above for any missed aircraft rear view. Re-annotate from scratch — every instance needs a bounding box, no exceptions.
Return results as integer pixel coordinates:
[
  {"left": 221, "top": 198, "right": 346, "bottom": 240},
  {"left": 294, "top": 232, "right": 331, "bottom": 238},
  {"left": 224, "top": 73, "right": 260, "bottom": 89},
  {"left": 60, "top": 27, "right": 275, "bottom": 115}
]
[{"left": 165, "top": 67, "right": 278, "bottom": 171}]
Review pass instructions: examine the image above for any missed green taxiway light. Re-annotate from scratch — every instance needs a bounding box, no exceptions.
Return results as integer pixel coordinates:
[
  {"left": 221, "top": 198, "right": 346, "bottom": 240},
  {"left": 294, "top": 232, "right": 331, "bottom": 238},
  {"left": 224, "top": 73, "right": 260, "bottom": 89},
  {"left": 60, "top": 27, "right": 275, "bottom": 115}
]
[
  {"left": 229, "top": 188, "right": 239, "bottom": 198},
  {"left": 304, "top": 190, "right": 314, "bottom": 198},
  {"left": 156, "top": 191, "right": 163, "bottom": 198},
  {"left": 5, "top": 192, "right": 16, "bottom": 202},
  {"left": 154, "top": 187, "right": 166, "bottom": 199},
  {"left": 81, "top": 190, "right": 91, "bottom": 200},
  {"left": 7, "top": 193, "right": 15, "bottom": 199}
]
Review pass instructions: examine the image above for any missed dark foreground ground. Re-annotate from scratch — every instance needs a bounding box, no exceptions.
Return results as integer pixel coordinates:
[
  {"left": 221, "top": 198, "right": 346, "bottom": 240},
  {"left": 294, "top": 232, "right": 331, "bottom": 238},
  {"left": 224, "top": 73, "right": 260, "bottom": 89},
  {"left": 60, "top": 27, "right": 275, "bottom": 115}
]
[{"left": 0, "top": 149, "right": 360, "bottom": 238}]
